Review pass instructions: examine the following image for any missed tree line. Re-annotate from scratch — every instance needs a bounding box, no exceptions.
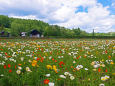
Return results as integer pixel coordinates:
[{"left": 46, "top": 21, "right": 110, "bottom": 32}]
[{"left": 0, "top": 15, "right": 115, "bottom": 37}]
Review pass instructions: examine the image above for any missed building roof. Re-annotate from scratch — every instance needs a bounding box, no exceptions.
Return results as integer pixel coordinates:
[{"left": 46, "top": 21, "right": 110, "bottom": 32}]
[{"left": 30, "top": 29, "right": 41, "bottom": 35}]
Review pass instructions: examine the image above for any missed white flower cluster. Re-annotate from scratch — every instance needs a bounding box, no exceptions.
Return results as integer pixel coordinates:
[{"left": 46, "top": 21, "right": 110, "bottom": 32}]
[
  {"left": 16, "top": 66, "right": 32, "bottom": 74},
  {"left": 59, "top": 72, "right": 75, "bottom": 80},
  {"left": 48, "top": 82, "right": 54, "bottom": 86},
  {"left": 76, "top": 65, "right": 83, "bottom": 70},
  {"left": 45, "top": 74, "right": 50, "bottom": 77},
  {"left": 0, "top": 74, "right": 4, "bottom": 77},
  {"left": 106, "top": 60, "right": 114, "bottom": 64},
  {"left": 0, "top": 61, "right": 5, "bottom": 65},
  {"left": 9, "top": 58, "right": 16, "bottom": 63},
  {"left": 99, "top": 83, "right": 105, "bottom": 86},
  {"left": 91, "top": 61, "right": 105, "bottom": 68},
  {"left": 26, "top": 67, "right": 32, "bottom": 72},
  {"left": 101, "top": 75, "right": 110, "bottom": 81},
  {"left": 68, "top": 51, "right": 78, "bottom": 56}
]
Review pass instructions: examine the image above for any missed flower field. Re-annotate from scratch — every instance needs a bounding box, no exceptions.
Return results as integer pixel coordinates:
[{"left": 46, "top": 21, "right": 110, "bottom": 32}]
[{"left": 0, "top": 39, "right": 115, "bottom": 86}]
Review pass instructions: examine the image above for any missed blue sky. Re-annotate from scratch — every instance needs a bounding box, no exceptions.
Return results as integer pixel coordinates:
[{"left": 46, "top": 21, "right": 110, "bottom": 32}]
[
  {"left": 98, "top": 0, "right": 115, "bottom": 15},
  {"left": 0, "top": 0, "right": 115, "bottom": 33}
]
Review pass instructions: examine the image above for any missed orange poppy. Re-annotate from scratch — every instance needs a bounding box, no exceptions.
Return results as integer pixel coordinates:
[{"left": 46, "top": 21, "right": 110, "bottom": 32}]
[{"left": 18, "top": 64, "right": 22, "bottom": 66}]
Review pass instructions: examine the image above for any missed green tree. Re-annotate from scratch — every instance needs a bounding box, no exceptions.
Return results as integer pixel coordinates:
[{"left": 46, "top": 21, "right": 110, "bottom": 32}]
[
  {"left": 0, "top": 15, "right": 10, "bottom": 28},
  {"left": 73, "top": 27, "right": 81, "bottom": 36},
  {"left": 0, "top": 25, "right": 4, "bottom": 32}
]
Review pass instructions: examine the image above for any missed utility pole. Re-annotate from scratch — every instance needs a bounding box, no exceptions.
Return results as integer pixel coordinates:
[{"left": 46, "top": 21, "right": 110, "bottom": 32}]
[{"left": 92, "top": 29, "right": 95, "bottom": 36}]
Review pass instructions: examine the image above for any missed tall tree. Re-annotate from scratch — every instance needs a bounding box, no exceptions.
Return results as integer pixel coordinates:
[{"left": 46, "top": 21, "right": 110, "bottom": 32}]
[{"left": 0, "top": 15, "right": 10, "bottom": 28}]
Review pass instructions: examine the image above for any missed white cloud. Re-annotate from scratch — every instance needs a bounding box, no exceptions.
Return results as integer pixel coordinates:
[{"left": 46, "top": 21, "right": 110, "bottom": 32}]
[
  {"left": 0, "top": 0, "right": 115, "bottom": 32},
  {"left": 9, "top": 15, "right": 38, "bottom": 20},
  {"left": 112, "top": 3, "right": 115, "bottom": 8}
]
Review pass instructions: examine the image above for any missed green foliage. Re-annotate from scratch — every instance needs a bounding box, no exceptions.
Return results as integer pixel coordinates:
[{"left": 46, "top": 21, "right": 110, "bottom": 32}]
[
  {"left": 0, "top": 25, "right": 5, "bottom": 32},
  {"left": 0, "top": 15, "right": 10, "bottom": 28},
  {"left": 0, "top": 15, "right": 114, "bottom": 37}
]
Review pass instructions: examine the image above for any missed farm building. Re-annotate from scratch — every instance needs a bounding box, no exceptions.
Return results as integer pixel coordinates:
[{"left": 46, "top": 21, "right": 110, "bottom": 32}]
[{"left": 30, "top": 29, "right": 43, "bottom": 38}]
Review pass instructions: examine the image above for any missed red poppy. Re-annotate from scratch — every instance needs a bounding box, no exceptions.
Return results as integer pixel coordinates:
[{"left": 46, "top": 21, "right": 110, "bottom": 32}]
[
  {"left": 58, "top": 78, "right": 61, "bottom": 80},
  {"left": 77, "top": 57, "right": 79, "bottom": 59},
  {"left": 36, "top": 58, "right": 40, "bottom": 61},
  {"left": 60, "top": 61, "right": 64, "bottom": 65},
  {"left": 7, "top": 56, "right": 11, "bottom": 58},
  {"left": 98, "top": 68, "right": 101, "bottom": 72},
  {"left": 105, "top": 69, "right": 108, "bottom": 72},
  {"left": 55, "top": 60, "right": 57, "bottom": 62},
  {"left": 8, "top": 64, "right": 11, "bottom": 68},
  {"left": 15, "top": 65, "right": 16, "bottom": 69},
  {"left": 59, "top": 63, "right": 62, "bottom": 65},
  {"left": 5, "top": 52, "right": 7, "bottom": 56},
  {"left": 77, "top": 56, "right": 80, "bottom": 59},
  {"left": 4, "top": 65, "right": 7, "bottom": 69},
  {"left": 9, "top": 69, "right": 12, "bottom": 73},
  {"left": 59, "top": 66, "right": 62, "bottom": 67},
  {"left": 41, "top": 48, "right": 43, "bottom": 52},
  {"left": 44, "top": 79, "right": 49, "bottom": 84},
  {"left": 41, "top": 57, "right": 44, "bottom": 60},
  {"left": 52, "top": 58, "right": 54, "bottom": 61},
  {"left": 105, "top": 50, "right": 107, "bottom": 54},
  {"left": 0, "top": 49, "right": 3, "bottom": 51},
  {"left": 40, "top": 59, "right": 43, "bottom": 62}
]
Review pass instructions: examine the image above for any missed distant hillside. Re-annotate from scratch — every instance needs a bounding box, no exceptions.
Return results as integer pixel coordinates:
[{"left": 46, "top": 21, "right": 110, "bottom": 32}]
[{"left": 0, "top": 15, "right": 115, "bottom": 37}]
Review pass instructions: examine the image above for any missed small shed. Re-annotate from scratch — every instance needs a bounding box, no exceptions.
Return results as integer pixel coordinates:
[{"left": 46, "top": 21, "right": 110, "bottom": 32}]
[
  {"left": 30, "top": 29, "right": 41, "bottom": 38},
  {"left": 21, "top": 32, "right": 26, "bottom": 37}
]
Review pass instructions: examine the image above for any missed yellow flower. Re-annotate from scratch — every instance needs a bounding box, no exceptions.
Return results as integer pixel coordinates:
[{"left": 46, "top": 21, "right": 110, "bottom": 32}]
[
  {"left": 92, "top": 69, "right": 97, "bottom": 71},
  {"left": 32, "top": 60, "right": 37, "bottom": 67},
  {"left": 37, "top": 45, "right": 40, "bottom": 47},
  {"left": 102, "top": 59, "right": 104, "bottom": 62},
  {"left": 37, "top": 65, "right": 39, "bottom": 67},
  {"left": 88, "top": 78, "right": 90, "bottom": 81},
  {"left": 88, "top": 52, "right": 90, "bottom": 55},
  {"left": 45, "top": 53, "right": 48, "bottom": 56},
  {"left": 110, "top": 61, "right": 114, "bottom": 65},
  {"left": 53, "top": 65, "right": 57, "bottom": 73},
  {"left": 46, "top": 65, "right": 52, "bottom": 70},
  {"left": 53, "top": 65, "right": 56, "bottom": 70},
  {"left": 101, "top": 77, "right": 106, "bottom": 81},
  {"left": 113, "top": 47, "right": 115, "bottom": 49},
  {"left": 112, "top": 73, "right": 115, "bottom": 75}
]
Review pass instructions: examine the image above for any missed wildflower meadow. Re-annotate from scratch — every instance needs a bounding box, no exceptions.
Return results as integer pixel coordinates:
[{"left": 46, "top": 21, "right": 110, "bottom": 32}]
[{"left": 0, "top": 39, "right": 115, "bottom": 86}]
